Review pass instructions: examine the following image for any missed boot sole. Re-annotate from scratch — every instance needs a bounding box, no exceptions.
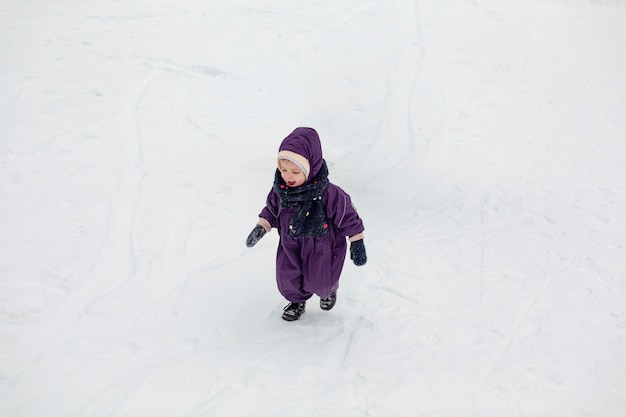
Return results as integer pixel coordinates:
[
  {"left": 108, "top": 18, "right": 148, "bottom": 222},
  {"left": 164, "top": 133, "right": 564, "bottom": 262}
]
[{"left": 282, "top": 313, "right": 302, "bottom": 321}]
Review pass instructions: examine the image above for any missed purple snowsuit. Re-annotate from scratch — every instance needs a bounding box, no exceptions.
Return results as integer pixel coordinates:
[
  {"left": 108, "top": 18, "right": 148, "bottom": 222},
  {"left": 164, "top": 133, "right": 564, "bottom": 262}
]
[{"left": 259, "top": 128, "right": 365, "bottom": 303}]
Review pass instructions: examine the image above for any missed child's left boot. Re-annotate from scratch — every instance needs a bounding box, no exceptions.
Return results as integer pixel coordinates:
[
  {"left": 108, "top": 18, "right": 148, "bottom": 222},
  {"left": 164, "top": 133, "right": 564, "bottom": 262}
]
[{"left": 320, "top": 291, "right": 337, "bottom": 311}]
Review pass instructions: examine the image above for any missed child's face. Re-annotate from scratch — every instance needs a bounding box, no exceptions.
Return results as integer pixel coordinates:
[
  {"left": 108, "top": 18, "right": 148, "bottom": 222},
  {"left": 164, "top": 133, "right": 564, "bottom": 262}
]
[{"left": 279, "top": 159, "right": 306, "bottom": 187}]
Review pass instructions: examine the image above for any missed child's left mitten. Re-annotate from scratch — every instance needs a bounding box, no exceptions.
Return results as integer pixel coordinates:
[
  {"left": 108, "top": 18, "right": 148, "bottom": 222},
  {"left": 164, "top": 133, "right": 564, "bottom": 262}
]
[{"left": 350, "top": 239, "right": 367, "bottom": 266}]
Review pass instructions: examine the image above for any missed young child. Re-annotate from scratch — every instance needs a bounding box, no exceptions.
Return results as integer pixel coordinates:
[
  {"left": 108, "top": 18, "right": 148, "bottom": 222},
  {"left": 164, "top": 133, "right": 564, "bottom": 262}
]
[{"left": 246, "top": 127, "right": 367, "bottom": 321}]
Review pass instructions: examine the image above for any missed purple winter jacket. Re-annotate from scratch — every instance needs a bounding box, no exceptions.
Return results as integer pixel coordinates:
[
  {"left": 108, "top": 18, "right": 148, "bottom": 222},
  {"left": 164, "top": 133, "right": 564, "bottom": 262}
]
[{"left": 258, "top": 127, "right": 365, "bottom": 302}]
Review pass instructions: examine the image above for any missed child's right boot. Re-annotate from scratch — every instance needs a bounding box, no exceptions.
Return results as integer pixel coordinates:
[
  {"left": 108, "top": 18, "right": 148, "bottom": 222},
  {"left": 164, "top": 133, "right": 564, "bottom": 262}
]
[{"left": 282, "top": 301, "right": 306, "bottom": 321}]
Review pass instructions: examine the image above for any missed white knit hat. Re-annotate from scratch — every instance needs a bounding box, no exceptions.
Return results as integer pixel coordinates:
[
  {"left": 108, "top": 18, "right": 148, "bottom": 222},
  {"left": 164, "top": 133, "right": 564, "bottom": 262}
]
[{"left": 277, "top": 150, "right": 311, "bottom": 180}]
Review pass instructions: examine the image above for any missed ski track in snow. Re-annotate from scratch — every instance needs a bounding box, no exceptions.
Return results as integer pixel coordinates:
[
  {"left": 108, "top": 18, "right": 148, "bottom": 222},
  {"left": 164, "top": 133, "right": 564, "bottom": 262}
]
[{"left": 2, "top": 0, "right": 626, "bottom": 416}]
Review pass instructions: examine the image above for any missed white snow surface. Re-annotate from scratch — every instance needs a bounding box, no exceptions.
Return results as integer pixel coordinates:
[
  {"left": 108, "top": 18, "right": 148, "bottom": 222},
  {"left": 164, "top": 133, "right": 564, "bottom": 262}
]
[{"left": 2, "top": 0, "right": 626, "bottom": 416}]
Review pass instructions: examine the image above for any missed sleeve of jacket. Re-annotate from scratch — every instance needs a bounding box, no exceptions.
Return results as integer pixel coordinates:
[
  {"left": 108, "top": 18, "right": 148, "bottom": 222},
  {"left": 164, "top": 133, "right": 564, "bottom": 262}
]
[
  {"left": 324, "top": 184, "right": 365, "bottom": 238},
  {"left": 258, "top": 188, "right": 280, "bottom": 229}
]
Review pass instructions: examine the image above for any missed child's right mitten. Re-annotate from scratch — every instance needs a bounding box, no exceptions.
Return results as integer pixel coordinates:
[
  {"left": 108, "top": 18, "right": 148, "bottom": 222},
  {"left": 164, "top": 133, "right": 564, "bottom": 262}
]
[
  {"left": 246, "top": 225, "right": 267, "bottom": 247},
  {"left": 350, "top": 239, "right": 367, "bottom": 266}
]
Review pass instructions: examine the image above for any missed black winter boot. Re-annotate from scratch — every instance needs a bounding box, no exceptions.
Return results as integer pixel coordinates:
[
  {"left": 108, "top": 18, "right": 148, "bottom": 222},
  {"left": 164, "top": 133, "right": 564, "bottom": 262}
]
[
  {"left": 282, "top": 302, "right": 306, "bottom": 321},
  {"left": 319, "top": 291, "right": 337, "bottom": 311}
]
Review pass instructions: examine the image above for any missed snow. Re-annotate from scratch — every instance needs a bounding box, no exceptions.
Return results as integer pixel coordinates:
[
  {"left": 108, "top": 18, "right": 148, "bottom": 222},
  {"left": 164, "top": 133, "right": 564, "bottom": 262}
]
[{"left": 1, "top": 0, "right": 626, "bottom": 415}]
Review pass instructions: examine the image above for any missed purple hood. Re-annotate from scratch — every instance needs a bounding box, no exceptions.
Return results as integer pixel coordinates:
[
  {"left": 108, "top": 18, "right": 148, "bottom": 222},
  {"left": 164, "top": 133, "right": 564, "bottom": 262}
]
[{"left": 278, "top": 127, "right": 324, "bottom": 182}]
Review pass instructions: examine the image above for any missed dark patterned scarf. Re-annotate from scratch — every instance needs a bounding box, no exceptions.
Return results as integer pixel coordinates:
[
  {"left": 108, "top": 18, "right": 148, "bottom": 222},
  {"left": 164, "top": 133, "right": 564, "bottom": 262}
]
[{"left": 274, "top": 160, "right": 329, "bottom": 238}]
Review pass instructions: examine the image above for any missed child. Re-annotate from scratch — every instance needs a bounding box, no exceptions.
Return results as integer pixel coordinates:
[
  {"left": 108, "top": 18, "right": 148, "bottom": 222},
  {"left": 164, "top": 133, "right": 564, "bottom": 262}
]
[{"left": 246, "top": 127, "right": 367, "bottom": 321}]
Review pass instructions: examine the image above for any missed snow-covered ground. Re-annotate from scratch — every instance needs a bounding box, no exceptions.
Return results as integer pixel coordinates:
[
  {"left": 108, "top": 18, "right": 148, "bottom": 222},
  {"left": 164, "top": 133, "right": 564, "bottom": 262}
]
[{"left": 2, "top": 0, "right": 626, "bottom": 416}]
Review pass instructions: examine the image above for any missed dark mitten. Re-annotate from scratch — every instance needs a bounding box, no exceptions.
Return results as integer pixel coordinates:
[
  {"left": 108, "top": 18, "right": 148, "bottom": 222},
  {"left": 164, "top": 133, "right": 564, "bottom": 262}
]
[
  {"left": 246, "top": 225, "right": 267, "bottom": 247},
  {"left": 350, "top": 239, "right": 367, "bottom": 266}
]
